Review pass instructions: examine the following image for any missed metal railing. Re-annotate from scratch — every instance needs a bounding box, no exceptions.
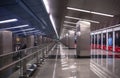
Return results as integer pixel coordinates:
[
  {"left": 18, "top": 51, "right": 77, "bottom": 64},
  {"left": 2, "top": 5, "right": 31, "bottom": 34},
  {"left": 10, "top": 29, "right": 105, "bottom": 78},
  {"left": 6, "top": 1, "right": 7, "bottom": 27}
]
[{"left": 0, "top": 42, "right": 56, "bottom": 78}]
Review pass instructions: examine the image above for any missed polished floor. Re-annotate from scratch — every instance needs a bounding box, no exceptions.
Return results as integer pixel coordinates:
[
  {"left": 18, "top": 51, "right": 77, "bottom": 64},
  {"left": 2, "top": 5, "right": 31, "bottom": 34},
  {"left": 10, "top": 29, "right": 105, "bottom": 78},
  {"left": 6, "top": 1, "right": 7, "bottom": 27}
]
[
  {"left": 32, "top": 44, "right": 100, "bottom": 78},
  {"left": 8, "top": 43, "right": 120, "bottom": 78}
]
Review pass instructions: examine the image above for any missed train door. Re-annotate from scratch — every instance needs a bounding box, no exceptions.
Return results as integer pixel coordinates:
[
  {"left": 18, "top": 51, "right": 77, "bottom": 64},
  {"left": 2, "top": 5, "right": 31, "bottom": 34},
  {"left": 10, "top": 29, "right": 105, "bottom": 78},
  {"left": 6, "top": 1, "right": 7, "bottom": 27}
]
[
  {"left": 91, "top": 33, "right": 94, "bottom": 49},
  {"left": 95, "top": 34, "right": 97, "bottom": 49},
  {"left": 107, "top": 29, "right": 113, "bottom": 51},
  {"left": 114, "top": 27, "right": 120, "bottom": 52},
  {"left": 97, "top": 33, "right": 101, "bottom": 49},
  {"left": 102, "top": 30, "right": 107, "bottom": 50}
]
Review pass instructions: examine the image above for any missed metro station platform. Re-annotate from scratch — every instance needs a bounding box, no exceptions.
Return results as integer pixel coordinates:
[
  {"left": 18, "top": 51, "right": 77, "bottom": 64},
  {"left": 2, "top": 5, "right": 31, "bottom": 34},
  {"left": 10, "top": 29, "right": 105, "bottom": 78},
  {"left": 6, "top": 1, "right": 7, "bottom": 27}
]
[{"left": 25, "top": 43, "right": 120, "bottom": 78}]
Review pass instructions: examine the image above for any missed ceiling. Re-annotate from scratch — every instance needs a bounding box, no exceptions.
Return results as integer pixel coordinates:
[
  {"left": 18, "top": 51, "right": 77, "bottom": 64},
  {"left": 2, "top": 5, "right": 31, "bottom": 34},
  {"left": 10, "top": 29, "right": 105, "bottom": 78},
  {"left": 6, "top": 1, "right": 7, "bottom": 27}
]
[
  {"left": 53, "top": 0, "right": 120, "bottom": 36},
  {"left": 0, "top": 0, "right": 120, "bottom": 38},
  {"left": 0, "top": 0, "right": 56, "bottom": 38}
]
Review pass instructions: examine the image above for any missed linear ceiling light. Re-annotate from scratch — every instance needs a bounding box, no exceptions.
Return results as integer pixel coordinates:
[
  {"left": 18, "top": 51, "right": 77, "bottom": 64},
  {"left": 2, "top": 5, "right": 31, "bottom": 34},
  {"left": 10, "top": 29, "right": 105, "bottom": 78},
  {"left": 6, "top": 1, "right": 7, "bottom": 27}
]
[
  {"left": 63, "top": 24, "right": 76, "bottom": 27},
  {"left": 17, "top": 31, "right": 40, "bottom": 35},
  {"left": 13, "top": 28, "right": 35, "bottom": 33},
  {"left": 67, "top": 7, "right": 114, "bottom": 17},
  {"left": 0, "top": 24, "right": 29, "bottom": 30},
  {"left": 27, "top": 30, "right": 40, "bottom": 33},
  {"left": 50, "top": 14, "right": 59, "bottom": 38},
  {"left": 43, "top": 0, "right": 50, "bottom": 13},
  {"left": 65, "top": 16, "right": 99, "bottom": 23},
  {"left": 0, "top": 19, "right": 18, "bottom": 24},
  {"left": 64, "top": 21, "right": 76, "bottom": 25}
]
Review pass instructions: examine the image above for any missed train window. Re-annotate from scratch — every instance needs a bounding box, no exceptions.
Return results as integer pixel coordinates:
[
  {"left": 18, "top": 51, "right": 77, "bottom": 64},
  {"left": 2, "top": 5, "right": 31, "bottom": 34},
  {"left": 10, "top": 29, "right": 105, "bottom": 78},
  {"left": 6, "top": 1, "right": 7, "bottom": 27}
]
[
  {"left": 92, "top": 35, "right": 94, "bottom": 44},
  {"left": 91, "top": 35, "right": 94, "bottom": 49},
  {"left": 108, "top": 32, "right": 113, "bottom": 46},
  {"left": 108, "top": 32, "right": 113, "bottom": 51},
  {"left": 103, "top": 33, "right": 106, "bottom": 45},
  {"left": 98, "top": 34, "right": 101, "bottom": 45},
  {"left": 95, "top": 35, "right": 97, "bottom": 45},
  {"left": 94, "top": 34, "right": 97, "bottom": 48},
  {"left": 115, "top": 31, "right": 120, "bottom": 52},
  {"left": 96, "top": 34, "right": 101, "bottom": 49},
  {"left": 115, "top": 31, "right": 120, "bottom": 47}
]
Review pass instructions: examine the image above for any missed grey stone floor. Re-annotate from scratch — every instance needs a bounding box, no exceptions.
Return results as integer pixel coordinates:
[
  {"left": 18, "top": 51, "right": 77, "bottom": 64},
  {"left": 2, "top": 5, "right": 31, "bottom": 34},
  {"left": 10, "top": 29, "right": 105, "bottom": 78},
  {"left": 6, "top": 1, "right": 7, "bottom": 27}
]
[
  {"left": 32, "top": 44, "right": 99, "bottom": 78},
  {"left": 9, "top": 44, "right": 120, "bottom": 78}
]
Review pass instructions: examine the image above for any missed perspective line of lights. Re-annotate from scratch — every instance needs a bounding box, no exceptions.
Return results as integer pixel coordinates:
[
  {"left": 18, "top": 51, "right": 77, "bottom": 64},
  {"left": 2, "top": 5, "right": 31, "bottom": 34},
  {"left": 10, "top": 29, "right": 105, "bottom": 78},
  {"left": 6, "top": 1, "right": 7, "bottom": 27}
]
[
  {"left": 0, "top": 19, "right": 18, "bottom": 24},
  {"left": 0, "top": 24, "right": 29, "bottom": 30},
  {"left": 64, "top": 21, "right": 77, "bottom": 25},
  {"left": 13, "top": 28, "right": 36, "bottom": 33},
  {"left": 43, "top": 0, "right": 50, "bottom": 14},
  {"left": 65, "top": 16, "right": 100, "bottom": 23},
  {"left": 63, "top": 24, "right": 76, "bottom": 27},
  {"left": 43, "top": 0, "right": 59, "bottom": 38},
  {"left": 67, "top": 7, "right": 114, "bottom": 17},
  {"left": 16, "top": 30, "right": 40, "bottom": 35}
]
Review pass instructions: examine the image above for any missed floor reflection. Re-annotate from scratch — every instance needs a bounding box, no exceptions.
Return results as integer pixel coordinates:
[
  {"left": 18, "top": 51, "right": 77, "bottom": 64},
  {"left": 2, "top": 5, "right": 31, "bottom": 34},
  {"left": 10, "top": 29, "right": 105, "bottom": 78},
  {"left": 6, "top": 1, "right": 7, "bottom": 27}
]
[{"left": 91, "top": 49, "right": 120, "bottom": 78}]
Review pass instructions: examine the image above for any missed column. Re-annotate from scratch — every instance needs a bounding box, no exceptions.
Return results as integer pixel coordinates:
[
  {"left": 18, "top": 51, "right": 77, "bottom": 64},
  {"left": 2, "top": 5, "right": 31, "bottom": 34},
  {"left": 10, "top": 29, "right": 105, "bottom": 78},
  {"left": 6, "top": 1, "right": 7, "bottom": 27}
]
[
  {"left": 68, "top": 30, "right": 75, "bottom": 49},
  {"left": 38, "top": 35, "right": 42, "bottom": 45},
  {"left": 0, "top": 31, "right": 13, "bottom": 78},
  {"left": 76, "top": 21, "right": 91, "bottom": 57},
  {"left": 26, "top": 35, "right": 34, "bottom": 47}
]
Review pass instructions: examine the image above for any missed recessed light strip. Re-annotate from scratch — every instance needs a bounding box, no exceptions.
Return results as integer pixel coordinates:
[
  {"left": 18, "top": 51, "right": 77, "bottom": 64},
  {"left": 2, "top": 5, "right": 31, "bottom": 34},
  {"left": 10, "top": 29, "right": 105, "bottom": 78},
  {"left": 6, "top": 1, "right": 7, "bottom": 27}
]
[
  {"left": 0, "top": 19, "right": 18, "bottom": 24},
  {"left": 17, "top": 31, "right": 40, "bottom": 35},
  {"left": 67, "top": 7, "right": 114, "bottom": 17},
  {"left": 13, "top": 28, "right": 36, "bottom": 33},
  {"left": 63, "top": 24, "right": 76, "bottom": 27},
  {"left": 64, "top": 21, "right": 76, "bottom": 25},
  {"left": 65, "top": 16, "right": 99, "bottom": 23},
  {"left": 43, "top": 0, "right": 50, "bottom": 13},
  {"left": 50, "top": 14, "right": 59, "bottom": 38},
  {"left": 0, "top": 24, "right": 29, "bottom": 30}
]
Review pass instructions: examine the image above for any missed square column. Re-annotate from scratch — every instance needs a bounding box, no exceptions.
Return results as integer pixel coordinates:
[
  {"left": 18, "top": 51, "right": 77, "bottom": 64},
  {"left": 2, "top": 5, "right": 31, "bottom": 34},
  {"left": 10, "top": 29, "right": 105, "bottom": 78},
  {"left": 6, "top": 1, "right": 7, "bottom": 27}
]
[
  {"left": 38, "top": 35, "right": 42, "bottom": 45},
  {"left": 68, "top": 30, "right": 76, "bottom": 49},
  {"left": 27, "top": 35, "right": 34, "bottom": 47},
  {"left": 0, "top": 31, "right": 13, "bottom": 78},
  {"left": 76, "top": 21, "right": 91, "bottom": 57}
]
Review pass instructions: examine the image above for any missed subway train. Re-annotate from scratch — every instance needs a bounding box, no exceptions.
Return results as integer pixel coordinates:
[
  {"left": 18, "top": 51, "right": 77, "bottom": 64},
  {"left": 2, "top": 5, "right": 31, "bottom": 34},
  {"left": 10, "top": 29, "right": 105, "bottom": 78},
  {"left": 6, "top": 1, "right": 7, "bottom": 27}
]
[{"left": 91, "top": 24, "right": 120, "bottom": 52}]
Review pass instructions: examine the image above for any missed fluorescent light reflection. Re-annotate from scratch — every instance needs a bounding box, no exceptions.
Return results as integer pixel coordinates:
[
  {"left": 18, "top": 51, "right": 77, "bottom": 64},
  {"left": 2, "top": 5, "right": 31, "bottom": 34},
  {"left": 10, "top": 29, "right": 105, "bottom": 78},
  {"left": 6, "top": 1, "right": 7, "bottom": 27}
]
[
  {"left": 43, "top": 0, "right": 50, "bottom": 13},
  {"left": 0, "top": 24, "right": 29, "bottom": 30},
  {"left": 62, "top": 67, "right": 70, "bottom": 70},
  {"left": 62, "top": 64, "right": 68, "bottom": 67},
  {"left": 64, "top": 21, "right": 76, "bottom": 25},
  {"left": 69, "top": 65, "right": 76, "bottom": 69},
  {"left": 13, "top": 28, "right": 35, "bottom": 33},
  {"left": 50, "top": 15, "right": 59, "bottom": 38},
  {"left": 67, "top": 7, "right": 114, "bottom": 17},
  {"left": 0, "top": 19, "right": 18, "bottom": 24},
  {"left": 65, "top": 16, "right": 99, "bottom": 23},
  {"left": 68, "top": 76, "right": 76, "bottom": 78}
]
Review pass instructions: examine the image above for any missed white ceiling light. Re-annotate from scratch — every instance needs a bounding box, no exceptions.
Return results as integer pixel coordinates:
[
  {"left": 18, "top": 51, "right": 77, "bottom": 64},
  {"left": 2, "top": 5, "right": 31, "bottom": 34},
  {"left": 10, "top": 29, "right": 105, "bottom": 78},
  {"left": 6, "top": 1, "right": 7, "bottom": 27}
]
[
  {"left": 63, "top": 24, "right": 76, "bottom": 27},
  {"left": 43, "top": 0, "right": 50, "bottom": 14},
  {"left": 65, "top": 16, "right": 99, "bottom": 23},
  {"left": 67, "top": 7, "right": 114, "bottom": 17},
  {"left": 17, "top": 31, "right": 40, "bottom": 35},
  {"left": 50, "top": 14, "right": 59, "bottom": 38},
  {"left": 13, "top": 28, "right": 35, "bottom": 33},
  {"left": 0, "top": 19, "right": 18, "bottom": 24},
  {"left": 0, "top": 24, "right": 29, "bottom": 30},
  {"left": 27, "top": 30, "right": 40, "bottom": 33},
  {"left": 64, "top": 21, "right": 76, "bottom": 25}
]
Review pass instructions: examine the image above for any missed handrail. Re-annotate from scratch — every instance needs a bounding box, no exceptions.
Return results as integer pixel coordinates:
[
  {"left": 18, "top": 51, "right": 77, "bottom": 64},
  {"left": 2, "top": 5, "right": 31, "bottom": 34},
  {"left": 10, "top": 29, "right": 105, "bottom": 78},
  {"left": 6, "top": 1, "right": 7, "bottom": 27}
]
[
  {"left": 0, "top": 42, "right": 56, "bottom": 73},
  {"left": 0, "top": 43, "right": 47, "bottom": 57},
  {"left": 0, "top": 49, "right": 40, "bottom": 72}
]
